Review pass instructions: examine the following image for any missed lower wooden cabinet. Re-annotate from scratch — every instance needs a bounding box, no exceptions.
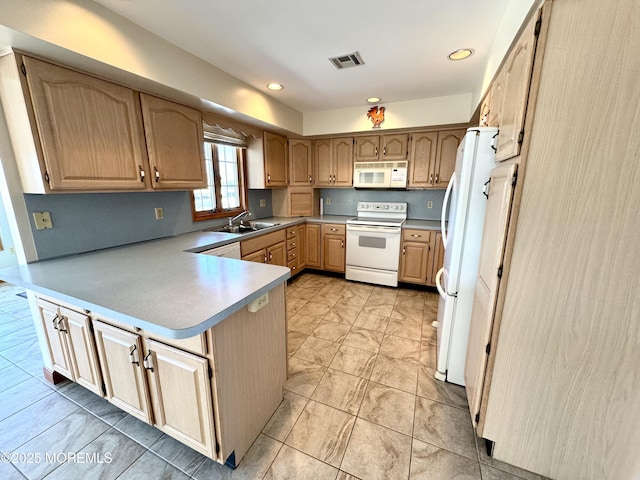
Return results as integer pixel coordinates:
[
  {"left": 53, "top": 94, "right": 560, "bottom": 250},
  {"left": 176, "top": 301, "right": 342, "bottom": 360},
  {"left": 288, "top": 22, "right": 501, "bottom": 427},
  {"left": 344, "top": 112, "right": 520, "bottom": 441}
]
[
  {"left": 36, "top": 297, "right": 103, "bottom": 395},
  {"left": 399, "top": 229, "right": 433, "bottom": 284},
  {"left": 240, "top": 229, "right": 287, "bottom": 266},
  {"left": 305, "top": 224, "right": 322, "bottom": 268},
  {"left": 286, "top": 225, "right": 304, "bottom": 275},
  {"left": 322, "top": 224, "right": 346, "bottom": 272}
]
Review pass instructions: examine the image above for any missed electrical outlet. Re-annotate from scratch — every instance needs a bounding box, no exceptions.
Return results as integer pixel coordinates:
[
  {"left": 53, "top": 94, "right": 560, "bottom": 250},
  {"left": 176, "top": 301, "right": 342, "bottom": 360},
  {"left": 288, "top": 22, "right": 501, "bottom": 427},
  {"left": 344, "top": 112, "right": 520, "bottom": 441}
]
[
  {"left": 9, "top": 247, "right": 15, "bottom": 254},
  {"left": 33, "top": 211, "right": 53, "bottom": 230},
  {"left": 326, "top": 198, "right": 331, "bottom": 205},
  {"left": 260, "top": 199, "right": 266, "bottom": 207},
  {"left": 155, "top": 207, "right": 164, "bottom": 220},
  {"left": 427, "top": 201, "right": 433, "bottom": 209},
  {"left": 248, "top": 292, "right": 269, "bottom": 312}
]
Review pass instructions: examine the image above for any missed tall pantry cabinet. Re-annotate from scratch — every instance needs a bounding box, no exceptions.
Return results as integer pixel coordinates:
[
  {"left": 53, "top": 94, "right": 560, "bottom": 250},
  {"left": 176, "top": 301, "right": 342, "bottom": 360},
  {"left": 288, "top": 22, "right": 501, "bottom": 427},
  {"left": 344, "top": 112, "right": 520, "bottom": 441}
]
[{"left": 468, "top": 1, "right": 640, "bottom": 479}]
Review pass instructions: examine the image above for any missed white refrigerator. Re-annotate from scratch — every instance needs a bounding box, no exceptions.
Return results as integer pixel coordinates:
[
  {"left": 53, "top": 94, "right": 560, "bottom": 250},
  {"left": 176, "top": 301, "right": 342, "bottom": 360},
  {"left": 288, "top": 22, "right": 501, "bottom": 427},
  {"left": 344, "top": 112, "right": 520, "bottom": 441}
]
[{"left": 435, "top": 127, "right": 498, "bottom": 386}]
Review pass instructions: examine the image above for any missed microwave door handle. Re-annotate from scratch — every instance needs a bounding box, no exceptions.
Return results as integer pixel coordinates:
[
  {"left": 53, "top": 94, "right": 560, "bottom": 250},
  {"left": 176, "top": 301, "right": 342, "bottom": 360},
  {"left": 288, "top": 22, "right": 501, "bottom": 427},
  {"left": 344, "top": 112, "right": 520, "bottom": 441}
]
[{"left": 441, "top": 176, "right": 455, "bottom": 248}]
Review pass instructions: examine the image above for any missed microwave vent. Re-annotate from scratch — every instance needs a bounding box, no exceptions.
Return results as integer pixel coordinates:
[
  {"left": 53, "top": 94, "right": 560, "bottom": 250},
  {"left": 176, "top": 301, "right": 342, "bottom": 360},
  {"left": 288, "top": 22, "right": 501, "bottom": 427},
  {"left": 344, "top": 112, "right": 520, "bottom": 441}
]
[
  {"left": 354, "top": 161, "right": 407, "bottom": 169},
  {"left": 329, "top": 51, "right": 365, "bottom": 70}
]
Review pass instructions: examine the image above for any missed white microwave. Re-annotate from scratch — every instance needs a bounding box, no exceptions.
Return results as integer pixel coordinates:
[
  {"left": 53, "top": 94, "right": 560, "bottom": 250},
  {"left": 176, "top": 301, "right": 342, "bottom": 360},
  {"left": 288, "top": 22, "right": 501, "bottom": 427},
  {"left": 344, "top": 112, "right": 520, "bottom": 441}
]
[{"left": 353, "top": 161, "right": 408, "bottom": 189}]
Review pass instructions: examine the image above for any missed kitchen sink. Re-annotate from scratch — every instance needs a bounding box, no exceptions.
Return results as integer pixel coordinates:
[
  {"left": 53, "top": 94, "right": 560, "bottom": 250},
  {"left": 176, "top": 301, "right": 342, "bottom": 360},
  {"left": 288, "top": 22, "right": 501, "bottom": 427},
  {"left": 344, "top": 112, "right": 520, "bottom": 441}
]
[{"left": 204, "top": 221, "right": 280, "bottom": 235}]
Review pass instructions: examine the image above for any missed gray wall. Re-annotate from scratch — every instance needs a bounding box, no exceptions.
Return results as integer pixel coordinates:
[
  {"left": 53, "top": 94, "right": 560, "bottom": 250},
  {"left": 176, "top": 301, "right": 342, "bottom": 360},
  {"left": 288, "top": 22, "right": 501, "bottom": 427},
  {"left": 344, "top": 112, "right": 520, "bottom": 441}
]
[
  {"left": 24, "top": 189, "right": 273, "bottom": 260},
  {"left": 320, "top": 188, "right": 445, "bottom": 220}
]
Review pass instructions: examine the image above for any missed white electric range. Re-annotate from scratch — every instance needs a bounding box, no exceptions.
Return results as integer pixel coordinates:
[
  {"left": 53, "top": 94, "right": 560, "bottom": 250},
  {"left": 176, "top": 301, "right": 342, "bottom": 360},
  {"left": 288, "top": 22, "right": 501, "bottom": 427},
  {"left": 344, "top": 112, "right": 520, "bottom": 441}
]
[{"left": 345, "top": 201, "right": 407, "bottom": 287}]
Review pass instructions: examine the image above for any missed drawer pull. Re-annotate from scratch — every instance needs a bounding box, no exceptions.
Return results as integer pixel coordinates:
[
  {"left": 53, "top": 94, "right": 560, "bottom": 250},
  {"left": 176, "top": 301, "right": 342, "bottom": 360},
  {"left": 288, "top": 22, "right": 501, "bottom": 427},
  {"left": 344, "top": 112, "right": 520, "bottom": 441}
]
[
  {"left": 429, "top": 173, "right": 433, "bottom": 184},
  {"left": 57, "top": 316, "right": 67, "bottom": 333},
  {"left": 129, "top": 344, "right": 139, "bottom": 366},
  {"left": 411, "top": 234, "right": 422, "bottom": 238},
  {"left": 330, "top": 228, "right": 338, "bottom": 232},
  {"left": 309, "top": 175, "right": 312, "bottom": 183}
]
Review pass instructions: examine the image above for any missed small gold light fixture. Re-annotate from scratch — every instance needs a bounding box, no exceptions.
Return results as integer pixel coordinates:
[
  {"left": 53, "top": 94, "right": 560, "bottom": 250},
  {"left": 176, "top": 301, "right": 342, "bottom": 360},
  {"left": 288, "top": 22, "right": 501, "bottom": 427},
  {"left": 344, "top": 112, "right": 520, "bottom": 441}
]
[
  {"left": 367, "top": 97, "right": 381, "bottom": 103},
  {"left": 448, "top": 48, "right": 474, "bottom": 61},
  {"left": 267, "top": 82, "right": 284, "bottom": 91}
]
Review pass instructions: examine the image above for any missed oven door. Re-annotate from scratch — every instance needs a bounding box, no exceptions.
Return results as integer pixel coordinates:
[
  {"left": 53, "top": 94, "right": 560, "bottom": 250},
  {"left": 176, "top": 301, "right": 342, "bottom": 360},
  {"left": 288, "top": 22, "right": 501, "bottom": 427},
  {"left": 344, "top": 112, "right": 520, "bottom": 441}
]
[{"left": 346, "top": 224, "right": 402, "bottom": 271}]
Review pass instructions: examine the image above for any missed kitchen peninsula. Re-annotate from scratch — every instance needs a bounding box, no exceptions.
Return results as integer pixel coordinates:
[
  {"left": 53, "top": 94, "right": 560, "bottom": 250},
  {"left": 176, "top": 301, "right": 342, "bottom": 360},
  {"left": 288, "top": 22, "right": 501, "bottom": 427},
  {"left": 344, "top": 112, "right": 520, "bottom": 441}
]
[{"left": 0, "top": 230, "right": 291, "bottom": 468}]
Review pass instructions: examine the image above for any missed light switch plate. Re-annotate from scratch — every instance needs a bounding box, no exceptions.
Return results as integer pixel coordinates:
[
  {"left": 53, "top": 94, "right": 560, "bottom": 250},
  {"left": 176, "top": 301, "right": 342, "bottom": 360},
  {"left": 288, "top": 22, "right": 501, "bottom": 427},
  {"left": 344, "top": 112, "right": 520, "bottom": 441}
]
[
  {"left": 33, "top": 211, "right": 53, "bottom": 230},
  {"left": 155, "top": 208, "right": 164, "bottom": 220},
  {"left": 260, "top": 199, "right": 267, "bottom": 207}
]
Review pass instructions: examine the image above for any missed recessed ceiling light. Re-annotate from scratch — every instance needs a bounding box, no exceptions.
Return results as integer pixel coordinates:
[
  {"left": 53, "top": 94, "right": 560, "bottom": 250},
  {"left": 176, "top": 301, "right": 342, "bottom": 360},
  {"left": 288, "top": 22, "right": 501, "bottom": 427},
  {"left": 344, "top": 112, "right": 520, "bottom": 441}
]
[
  {"left": 367, "top": 97, "right": 381, "bottom": 103},
  {"left": 267, "top": 83, "right": 284, "bottom": 91},
  {"left": 448, "top": 49, "right": 474, "bottom": 61}
]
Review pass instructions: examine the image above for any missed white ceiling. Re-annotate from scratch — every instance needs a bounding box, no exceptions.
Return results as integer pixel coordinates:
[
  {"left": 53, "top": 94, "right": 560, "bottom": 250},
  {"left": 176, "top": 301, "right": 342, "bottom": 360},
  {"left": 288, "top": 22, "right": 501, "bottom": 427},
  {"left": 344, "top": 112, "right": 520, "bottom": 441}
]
[{"left": 93, "top": 0, "right": 526, "bottom": 114}]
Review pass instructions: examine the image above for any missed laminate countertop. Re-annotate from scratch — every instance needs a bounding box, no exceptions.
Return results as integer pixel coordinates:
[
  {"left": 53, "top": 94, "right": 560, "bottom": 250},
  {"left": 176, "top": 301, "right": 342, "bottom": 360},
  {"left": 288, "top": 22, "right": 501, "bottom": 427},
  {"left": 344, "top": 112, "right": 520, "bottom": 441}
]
[{"left": 0, "top": 231, "right": 291, "bottom": 339}]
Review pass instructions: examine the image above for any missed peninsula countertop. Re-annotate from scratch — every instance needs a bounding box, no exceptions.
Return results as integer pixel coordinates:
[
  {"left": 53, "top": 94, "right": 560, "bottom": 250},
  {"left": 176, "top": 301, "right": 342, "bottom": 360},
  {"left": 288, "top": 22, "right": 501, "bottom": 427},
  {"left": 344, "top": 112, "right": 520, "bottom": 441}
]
[{"left": 0, "top": 230, "right": 291, "bottom": 339}]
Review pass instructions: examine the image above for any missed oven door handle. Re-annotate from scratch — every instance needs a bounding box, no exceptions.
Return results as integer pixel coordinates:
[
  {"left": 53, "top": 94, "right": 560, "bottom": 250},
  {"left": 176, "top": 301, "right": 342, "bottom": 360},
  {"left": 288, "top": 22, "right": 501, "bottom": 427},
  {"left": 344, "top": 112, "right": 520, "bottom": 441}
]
[{"left": 347, "top": 225, "right": 402, "bottom": 234}]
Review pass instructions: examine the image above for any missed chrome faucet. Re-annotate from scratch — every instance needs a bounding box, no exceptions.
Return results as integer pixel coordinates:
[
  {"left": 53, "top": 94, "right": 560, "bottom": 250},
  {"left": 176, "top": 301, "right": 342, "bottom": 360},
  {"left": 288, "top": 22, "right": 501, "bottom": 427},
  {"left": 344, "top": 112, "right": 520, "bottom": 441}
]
[{"left": 228, "top": 210, "right": 252, "bottom": 226}]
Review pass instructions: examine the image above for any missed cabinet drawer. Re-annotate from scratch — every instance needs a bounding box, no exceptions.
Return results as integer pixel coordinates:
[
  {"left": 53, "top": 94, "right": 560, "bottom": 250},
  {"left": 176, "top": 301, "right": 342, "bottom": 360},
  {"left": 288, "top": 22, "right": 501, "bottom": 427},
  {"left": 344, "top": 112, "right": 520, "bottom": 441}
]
[
  {"left": 288, "top": 259, "right": 299, "bottom": 273},
  {"left": 287, "top": 239, "right": 298, "bottom": 250},
  {"left": 286, "top": 227, "right": 298, "bottom": 239},
  {"left": 240, "top": 229, "right": 286, "bottom": 256},
  {"left": 322, "top": 223, "right": 346, "bottom": 235},
  {"left": 287, "top": 250, "right": 298, "bottom": 262},
  {"left": 402, "top": 229, "right": 431, "bottom": 243}
]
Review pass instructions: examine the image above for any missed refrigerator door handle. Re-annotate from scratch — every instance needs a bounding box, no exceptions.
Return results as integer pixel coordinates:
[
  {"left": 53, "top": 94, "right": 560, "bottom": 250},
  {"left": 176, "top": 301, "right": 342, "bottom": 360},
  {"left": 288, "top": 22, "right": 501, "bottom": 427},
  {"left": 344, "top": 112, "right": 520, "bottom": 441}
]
[
  {"left": 441, "top": 176, "right": 455, "bottom": 247},
  {"left": 435, "top": 267, "right": 446, "bottom": 299}
]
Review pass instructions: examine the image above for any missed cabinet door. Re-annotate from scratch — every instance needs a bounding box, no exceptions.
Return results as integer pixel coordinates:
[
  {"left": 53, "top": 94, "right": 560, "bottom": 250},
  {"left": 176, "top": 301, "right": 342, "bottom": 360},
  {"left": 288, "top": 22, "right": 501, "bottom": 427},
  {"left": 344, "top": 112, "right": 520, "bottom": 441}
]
[
  {"left": 36, "top": 298, "right": 74, "bottom": 379},
  {"left": 144, "top": 339, "right": 216, "bottom": 457},
  {"left": 267, "top": 241, "right": 287, "bottom": 267},
  {"left": 399, "top": 241, "right": 431, "bottom": 284},
  {"left": 428, "top": 232, "right": 445, "bottom": 287},
  {"left": 23, "top": 57, "right": 148, "bottom": 191},
  {"left": 313, "top": 139, "right": 333, "bottom": 187},
  {"left": 242, "top": 250, "right": 267, "bottom": 263},
  {"left": 382, "top": 134, "right": 409, "bottom": 160},
  {"left": 465, "top": 164, "right": 517, "bottom": 430},
  {"left": 408, "top": 131, "right": 438, "bottom": 187},
  {"left": 355, "top": 136, "right": 380, "bottom": 161},
  {"left": 264, "top": 132, "right": 288, "bottom": 186},
  {"left": 323, "top": 235, "right": 345, "bottom": 272},
  {"left": 289, "top": 139, "right": 313, "bottom": 185},
  {"left": 297, "top": 224, "right": 307, "bottom": 269},
  {"left": 433, "top": 129, "right": 465, "bottom": 188},
  {"left": 140, "top": 93, "right": 207, "bottom": 190},
  {"left": 495, "top": 14, "right": 538, "bottom": 161},
  {"left": 63, "top": 308, "right": 103, "bottom": 396},
  {"left": 93, "top": 320, "right": 153, "bottom": 423},
  {"left": 305, "top": 224, "right": 322, "bottom": 268},
  {"left": 332, "top": 137, "right": 354, "bottom": 187}
]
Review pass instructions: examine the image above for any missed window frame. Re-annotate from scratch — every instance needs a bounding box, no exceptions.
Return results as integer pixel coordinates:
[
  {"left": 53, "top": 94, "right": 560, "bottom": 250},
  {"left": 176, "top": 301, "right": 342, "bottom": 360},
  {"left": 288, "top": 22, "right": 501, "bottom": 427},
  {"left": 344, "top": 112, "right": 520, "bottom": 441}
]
[{"left": 190, "top": 142, "right": 248, "bottom": 222}]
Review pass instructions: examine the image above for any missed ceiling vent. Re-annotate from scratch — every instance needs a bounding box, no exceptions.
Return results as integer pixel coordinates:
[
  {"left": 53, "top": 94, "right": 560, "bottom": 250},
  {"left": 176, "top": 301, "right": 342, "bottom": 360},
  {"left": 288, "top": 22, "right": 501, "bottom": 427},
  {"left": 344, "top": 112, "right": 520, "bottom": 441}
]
[{"left": 329, "top": 51, "right": 365, "bottom": 70}]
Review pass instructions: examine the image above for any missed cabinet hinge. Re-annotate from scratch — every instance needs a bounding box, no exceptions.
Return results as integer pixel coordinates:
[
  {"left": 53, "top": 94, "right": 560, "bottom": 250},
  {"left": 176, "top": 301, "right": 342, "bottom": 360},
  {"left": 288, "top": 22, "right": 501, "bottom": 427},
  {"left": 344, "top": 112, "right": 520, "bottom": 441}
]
[
  {"left": 517, "top": 130, "right": 525, "bottom": 145},
  {"left": 534, "top": 18, "right": 542, "bottom": 36},
  {"left": 485, "top": 343, "right": 491, "bottom": 356},
  {"left": 497, "top": 265, "right": 503, "bottom": 278},
  {"left": 208, "top": 364, "right": 213, "bottom": 380},
  {"left": 20, "top": 62, "right": 27, "bottom": 77},
  {"left": 511, "top": 171, "right": 518, "bottom": 186},
  {"left": 475, "top": 412, "right": 481, "bottom": 424}
]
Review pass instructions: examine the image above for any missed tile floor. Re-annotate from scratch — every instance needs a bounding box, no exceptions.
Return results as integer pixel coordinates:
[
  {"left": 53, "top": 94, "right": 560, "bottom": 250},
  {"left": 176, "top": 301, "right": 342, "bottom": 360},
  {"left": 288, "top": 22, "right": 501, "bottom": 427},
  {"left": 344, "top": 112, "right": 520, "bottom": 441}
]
[{"left": 0, "top": 275, "right": 547, "bottom": 479}]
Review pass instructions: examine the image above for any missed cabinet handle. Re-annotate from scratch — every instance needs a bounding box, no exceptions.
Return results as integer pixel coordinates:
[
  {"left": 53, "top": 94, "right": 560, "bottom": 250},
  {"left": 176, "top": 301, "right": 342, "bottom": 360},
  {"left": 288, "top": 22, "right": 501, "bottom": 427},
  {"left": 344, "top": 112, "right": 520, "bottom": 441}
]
[
  {"left": 328, "top": 175, "right": 332, "bottom": 183},
  {"left": 383, "top": 146, "right": 387, "bottom": 156},
  {"left": 292, "top": 265, "right": 296, "bottom": 271},
  {"left": 269, "top": 252, "right": 273, "bottom": 261},
  {"left": 330, "top": 228, "right": 338, "bottom": 232},
  {"left": 411, "top": 234, "right": 422, "bottom": 238},
  {"left": 138, "top": 165, "right": 145, "bottom": 183},
  {"left": 264, "top": 254, "right": 268, "bottom": 263},
  {"left": 403, "top": 247, "right": 406, "bottom": 255},
  {"left": 57, "top": 316, "right": 67, "bottom": 333},
  {"left": 267, "top": 174, "right": 271, "bottom": 183},
  {"left": 154, "top": 167, "right": 160, "bottom": 183},
  {"left": 341, "top": 241, "right": 344, "bottom": 248},
  {"left": 292, "top": 253, "right": 296, "bottom": 258},
  {"left": 292, "top": 242, "right": 296, "bottom": 247},
  {"left": 143, "top": 350, "right": 154, "bottom": 372},
  {"left": 309, "top": 175, "right": 312, "bottom": 183},
  {"left": 434, "top": 173, "right": 439, "bottom": 183},
  {"left": 52, "top": 313, "right": 60, "bottom": 331},
  {"left": 374, "top": 147, "right": 378, "bottom": 156},
  {"left": 129, "top": 344, "right": 139, "bottom": 366}
]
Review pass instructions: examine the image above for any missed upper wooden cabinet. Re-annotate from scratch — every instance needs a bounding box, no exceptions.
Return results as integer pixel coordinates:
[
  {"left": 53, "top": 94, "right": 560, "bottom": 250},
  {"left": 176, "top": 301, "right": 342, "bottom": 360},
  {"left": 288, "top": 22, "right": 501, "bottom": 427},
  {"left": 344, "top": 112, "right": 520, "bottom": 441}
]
[
  {"left": 409, "top": 129, "right": 466, "bottom": 188},
  {"left": 313, "top": 137, "right": 353, "bottom": 187},
  {"left": 355, "top": 134, "right": 409, "bottom": 161},
  {"left": 139, "top": 94, "right": 206, "bottom": 190},
  {"left": 0, "top": 54, "right": 208, "bottom": 193},
  {"left": 289, "top": 138, "right": 313, "bottom": 185},
  {"left": 247, "top": 131, "right": 288, "bottom": 188},
  {"left": 494, "top": 13, "right": 539, "bottom": 161}
]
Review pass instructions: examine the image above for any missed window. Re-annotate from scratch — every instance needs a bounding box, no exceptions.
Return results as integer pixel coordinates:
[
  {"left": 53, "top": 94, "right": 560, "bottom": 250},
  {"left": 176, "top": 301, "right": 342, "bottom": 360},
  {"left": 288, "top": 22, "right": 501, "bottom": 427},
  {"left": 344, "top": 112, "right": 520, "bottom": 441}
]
[{"left": 191, "top": 141, "right": 247, "bottom": 221}]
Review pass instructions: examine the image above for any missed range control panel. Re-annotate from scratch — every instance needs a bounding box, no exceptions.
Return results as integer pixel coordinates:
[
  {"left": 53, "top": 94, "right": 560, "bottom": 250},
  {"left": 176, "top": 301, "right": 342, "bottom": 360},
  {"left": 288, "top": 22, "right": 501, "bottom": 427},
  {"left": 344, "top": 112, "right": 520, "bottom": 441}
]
[{"left": 356, "top": 201, "right": 407, "bottom": 213}]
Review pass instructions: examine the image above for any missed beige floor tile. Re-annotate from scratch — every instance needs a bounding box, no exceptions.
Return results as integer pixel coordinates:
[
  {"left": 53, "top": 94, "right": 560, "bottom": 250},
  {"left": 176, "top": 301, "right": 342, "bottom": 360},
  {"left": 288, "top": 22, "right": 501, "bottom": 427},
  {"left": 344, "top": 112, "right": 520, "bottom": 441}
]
[
  {"left": 420, "top": 340, "right": 438, "bottom": 368},
  {"left": 288, "top": 286, "right": 320, "bottom": 301},
  {"left": 395, "top": 295, "right": 425, "bottom": 310},
  {"left": 297, "top": 275, "right": 334, "bottom": 290},
  {"left": 287, "top": 297, "right": 308, "bottom": 316},
  {"left": 397, "top": 288, "right": 426, "bottom": 298},
  {"left": 287, "top": 331, "right": 308, "bottom": 356},
  {"left": 361, "top": 303, "right": 394, "bottom": 317},
  {"left": 379, "top": 334, "right": 421, "bottom": 363},
  {"left": 391, "top": 304, "right": 424, "bottom": 323},
  {"left": 386, "top": 315, "right": 422, "bottom": 341},
  {"left": 417, "top": 366, "right": 468, "bottom": 409},
  {"left": 340, "top": 418, "right": 412, "bottom": 480},
  {"left": 342, "top": 327, "right": 384, "bottom": 353},
  {"left": 296, "top": 301, "right": 332, "bottom": 318},
  {"left": 285, "top": 400, "right": 356, "bottom": 467},
  {"left": 352, "top": 311, "right": 389, "bottom": 333},
  {"left": 329, "top": 345, "right": 377, "bottom": 379},
  {"left": 263, "top": 390, "right": 309, "bottom": 441},
  {"left": 288, "top": 313, "right": 323, "bottom": 335},
  {"left": 370, "top": 354, "right": 419, "bottom": 394},
  {"left": 414, "top": 396, "right": 478, "bottom": 460},
  {"left": 319, "top": 281, "right": 350, "bottom": 296},
  {"left": 364, "top": 292, "right": 397, "bottom": 307},
  {"left": 336, "top": 470, "right": 361, "bottom": 480},
  {"left": 358, "top": 381, "right": 416, "bottom": 435},
  {"left": 334, "top": 295, "right": 368, "bottom": 311},
  {"left": 344, "top": 283, "right": 374, "bottom": 298},
  {"left": 311, "top": 369, "right": 368, "bottom": 415},
  {"left": 324, "top": 307, "right": 359, "bottom": 326},
  {"left": 285, "top": 357, "right": 326, "bottom": 397},
  {"left": 312, "top": 292, "right": 343, "bottom": 307},
  {"left": 312, "top": 320, "right": 351, "bottom": 343},
  {"left": 411, "top": 438, "right": 481, "bottom": 480},
  {"left": 264, "top": 444, "right": 338, "bottom": 480},
  {"left": 421, "top": 318, "right": 437, "bottom": 345},
  {"left": 294, "top": 336, "right": 340, "bottom": 366}
]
